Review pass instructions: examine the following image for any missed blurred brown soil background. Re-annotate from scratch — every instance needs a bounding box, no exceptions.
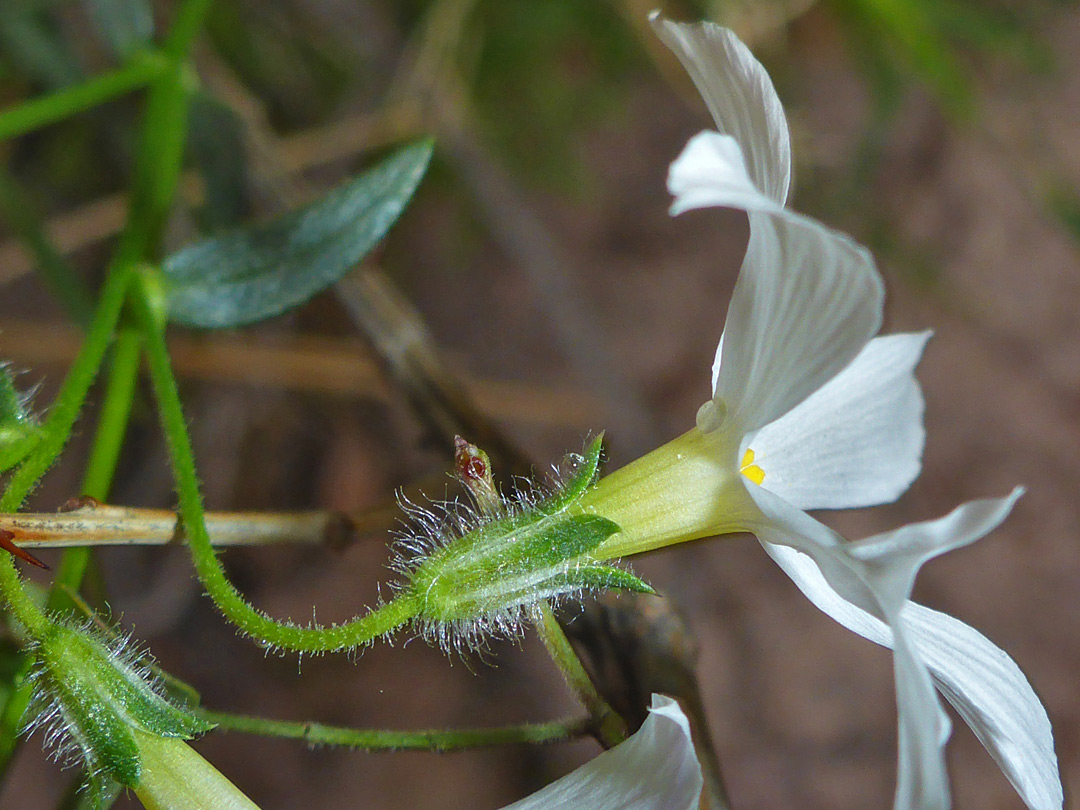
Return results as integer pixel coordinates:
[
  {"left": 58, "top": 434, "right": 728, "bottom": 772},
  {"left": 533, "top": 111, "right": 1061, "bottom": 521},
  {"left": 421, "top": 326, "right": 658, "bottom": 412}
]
[{"left": 1, "top": 1, "right": 1079, "bottom": 808}]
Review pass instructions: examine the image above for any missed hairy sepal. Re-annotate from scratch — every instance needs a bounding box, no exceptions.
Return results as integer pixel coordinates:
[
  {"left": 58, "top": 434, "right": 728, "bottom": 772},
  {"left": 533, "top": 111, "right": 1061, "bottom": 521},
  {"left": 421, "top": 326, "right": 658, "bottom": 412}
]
[
  {"left": 397, "top": 435, "right": 650, "bottom": 652},
  {"left": 25, "top": 621, "right": 214, "bottom": 799},
  {"left": 408, "top": 512, "right": 622, "bottom": 624}
]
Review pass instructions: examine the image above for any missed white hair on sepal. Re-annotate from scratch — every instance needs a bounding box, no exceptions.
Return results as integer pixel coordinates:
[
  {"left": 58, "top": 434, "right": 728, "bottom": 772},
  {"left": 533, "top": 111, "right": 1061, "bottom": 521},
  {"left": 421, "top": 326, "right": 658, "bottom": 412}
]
[{"left": 384, "top": 436, "right": 651, "bottom": 659}]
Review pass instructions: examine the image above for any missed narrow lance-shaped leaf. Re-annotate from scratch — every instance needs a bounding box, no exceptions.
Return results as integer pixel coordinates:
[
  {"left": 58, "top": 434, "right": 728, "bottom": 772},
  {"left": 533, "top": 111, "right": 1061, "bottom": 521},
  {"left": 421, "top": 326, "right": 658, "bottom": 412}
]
[
  {"left": 162, "top": 139, "right": 434, "bottom": 328},
  {"left": 186, "top": 92, "right": 251, "bottom": 232}
]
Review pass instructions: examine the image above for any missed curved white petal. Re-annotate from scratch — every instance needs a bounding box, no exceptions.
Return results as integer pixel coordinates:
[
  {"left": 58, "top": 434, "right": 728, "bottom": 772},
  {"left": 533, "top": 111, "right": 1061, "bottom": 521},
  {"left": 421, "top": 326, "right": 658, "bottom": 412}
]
[
  {"left": 711, "top": 212, "right": 884, "bottom": 435},
  {"left": 848, "top": 490, "right": 1024, "bottom": 612},
  {"left": 750, "top": 332, "right": 930, "bottom": 510},
  {"left": 746, "top": 488, "right": 951, "bottom": 810},
  {"left": 758, "top": 496, "right": 1062, "bottom": 810},
  {"left": 501, "top": 694, "right": 702, "bottom": 810},
  {"left": 905, "top": 603, "right": 1063, "bottom": 810},
  {"left": 891, "top": 618, "right": 952, "bottom": 810},
  {"left": 668, "top": 132, "right": 782, "bottom": 217},
  {"left": 651, "top": 15, "right": 791, "bottom": 205}
]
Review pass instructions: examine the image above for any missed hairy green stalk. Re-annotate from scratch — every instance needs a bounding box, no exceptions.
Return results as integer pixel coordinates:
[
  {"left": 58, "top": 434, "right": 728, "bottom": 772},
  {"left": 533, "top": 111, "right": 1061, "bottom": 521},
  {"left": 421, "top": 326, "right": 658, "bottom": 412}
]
[
  {"left": 198, "top": 709, "right": 591, "bottom": 752},
  {"left": 0, "top": 264, "right": 135, "bottom": 514},
  {"left": 0, "top": 0, "right": 218, "bottom": 788},
  {"left": 131, "top": 274, "right": 420, "bottom": 652},
  {"left": 535, "top": 603, "right": 626, "bottom": 748}
]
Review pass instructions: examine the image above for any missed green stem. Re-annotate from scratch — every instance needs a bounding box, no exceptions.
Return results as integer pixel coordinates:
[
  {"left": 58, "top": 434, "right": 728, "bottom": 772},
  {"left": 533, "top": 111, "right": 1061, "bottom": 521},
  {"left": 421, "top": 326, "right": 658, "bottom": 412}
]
[
  {"left": 0, "top": 54, "right": 168, "bottom": 142},
  {"left": 47, "top": 327, "right": 143, "bottom": 615},
  {"left": 0, "top": 0, "right": 215, "bottom": 793},
  {"left": 0, "top": 264, "right": 135, "bottom": 780},
  {"left": 131, "top": 275, "right": 419, "bottom": 651},
  {"left": 79, "top": 328, "right": 144, "bottom": 500},
  {"left": 162, "top": 0, "right": 215, "bottom": 59},
  {"left": 534, "top": 602, "right": 626, "bottom": 748},
  {"left": 198, "top": 708, "right": 590, "bottom": 751},
  {"left": 0, "top": 560, "right": 47, "bottom": 638},
  {"left": 0, "top": 264, "right": 135, "bottom": 514}
]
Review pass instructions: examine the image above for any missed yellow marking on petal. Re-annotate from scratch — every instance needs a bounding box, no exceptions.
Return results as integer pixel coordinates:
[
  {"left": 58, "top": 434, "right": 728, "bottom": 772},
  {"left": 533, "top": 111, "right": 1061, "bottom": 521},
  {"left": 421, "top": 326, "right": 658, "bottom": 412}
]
[{"left": 740, "top": 448, "right": 765, "bottom": 486}]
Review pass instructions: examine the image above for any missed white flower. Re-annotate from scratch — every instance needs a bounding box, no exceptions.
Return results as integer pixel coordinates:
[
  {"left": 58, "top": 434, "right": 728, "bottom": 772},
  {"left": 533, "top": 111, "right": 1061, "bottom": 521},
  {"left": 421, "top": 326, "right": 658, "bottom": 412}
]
[
  {"left": 760, "top": 490, "right": 1062, "bottom": 810},
  {"left": 578, "top": 14, "right": 1061, "bottom": 810},
  {"left": 499, "top": 694, "right": 702, "bottom": 810}
]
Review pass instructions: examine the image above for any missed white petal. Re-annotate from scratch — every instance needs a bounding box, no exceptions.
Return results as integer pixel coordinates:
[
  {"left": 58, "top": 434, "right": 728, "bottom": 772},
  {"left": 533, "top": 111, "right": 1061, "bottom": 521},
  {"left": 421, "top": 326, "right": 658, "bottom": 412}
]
[
  {"left": 905, "top": 604, "right": 1063, "bottom": 810},
  {"left": 747, "top": 483, "right": 882, "bottom": 617},
  {"left": 848, "top": 490, "right": 1024, "bottom": 612},
  {"left": 746, "top": 489, "right": 952, "bottom": 810},
  {"left": 758, "top": 505, "right": 1061, "bottom": 810},
  {"left": 651, "top": 15, "right": 791, "bottom": 205},
  {"left": 712, "top": 212, "right": 884, "bottom": 435},
  {"left": 749, "top": 332, "right": 930, "bottom": 510},
  {"left": 668, "top": 132, "right": 783, "bottom": 217},
  {"left": 891, "top": 617, "right": 952, "bottom": 810},
  {"left": 500, "top": 694, "right": 702, "bottom": 810}
]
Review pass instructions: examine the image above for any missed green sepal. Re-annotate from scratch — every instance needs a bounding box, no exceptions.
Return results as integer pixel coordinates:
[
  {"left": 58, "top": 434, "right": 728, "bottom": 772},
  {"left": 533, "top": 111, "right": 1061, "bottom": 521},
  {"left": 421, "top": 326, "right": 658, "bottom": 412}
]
[
  {"left": 0, "top": 365, "right": 42, "bottom": 473},
  {"left": 409, "top": 509, "right": 621, "bottom": 624},
  {"left": 32, "top": 623, "right": 215, "bottom": 788},
  {"left": 538, "top": 434, "right": 605, "bottom": 515},
  {"left": 514, "top": 514, "right": 620, "bottom": 570},
  {"left": 561, "top": 564, "right": 655, "bottom": 595}
]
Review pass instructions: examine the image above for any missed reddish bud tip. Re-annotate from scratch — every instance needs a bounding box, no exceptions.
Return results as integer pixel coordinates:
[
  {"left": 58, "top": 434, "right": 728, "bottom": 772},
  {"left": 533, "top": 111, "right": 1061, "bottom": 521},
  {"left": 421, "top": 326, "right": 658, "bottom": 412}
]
[{"left": 0, "top": 529, "right": 49, "bottom": 569}]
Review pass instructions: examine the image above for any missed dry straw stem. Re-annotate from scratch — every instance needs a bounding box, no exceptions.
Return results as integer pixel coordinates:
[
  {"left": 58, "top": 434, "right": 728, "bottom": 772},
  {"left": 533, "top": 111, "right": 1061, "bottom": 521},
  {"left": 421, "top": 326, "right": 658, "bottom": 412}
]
[
  {"left": 0, "top": 316, "right": 606, "bottom": 429},
  {"left": 0, "top": 499, "right": 355, "bottom": 551}
]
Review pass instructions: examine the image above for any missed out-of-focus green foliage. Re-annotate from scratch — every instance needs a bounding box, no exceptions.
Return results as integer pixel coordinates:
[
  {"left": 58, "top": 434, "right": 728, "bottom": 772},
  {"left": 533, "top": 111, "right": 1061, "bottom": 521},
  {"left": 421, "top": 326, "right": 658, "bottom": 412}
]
[
  {"left": 466, "top": 1, "right": 646, "bottom": 191},
  {"left": 186, "top": 91, "right": 252, "bottom": 232},
  {"left": 830, "top": 0, "right": 1054, "bottom": 119},
  {"left": 205, "top": 0, "right": 353, "bottom": 128},
  {"left": 0, "top": 2, "right": 82, "bottom": 89},
  {"left": 86, "top": 0, "right": 154, "bottom": 63}
]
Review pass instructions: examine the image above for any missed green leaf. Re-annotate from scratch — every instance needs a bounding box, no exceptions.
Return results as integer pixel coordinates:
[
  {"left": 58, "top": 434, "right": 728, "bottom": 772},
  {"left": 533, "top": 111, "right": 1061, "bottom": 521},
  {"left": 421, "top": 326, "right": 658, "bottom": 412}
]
[
  {"left": 162, "top": 139, "right": 434, "bottom": 328},
  {"left": 186, "top": 92, "right": 251, "bottom": 231},
  {"left": 0, "top": 5, "right": 83, "bottom": 88},
  {"left": 84, "top": 0, "right": 154, "bottom": 62}
]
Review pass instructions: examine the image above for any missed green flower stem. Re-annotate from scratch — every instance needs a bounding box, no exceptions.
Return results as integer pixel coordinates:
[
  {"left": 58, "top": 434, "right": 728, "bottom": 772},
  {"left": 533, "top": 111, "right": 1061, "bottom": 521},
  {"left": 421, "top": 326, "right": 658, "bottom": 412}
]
[
  {"left": 0, "top": 0, "right": 214, "bottom": 793},
  {"left": 161, "top": 0, "right": 215, "bottom": 60},
  {"left": 0, "top": 54, "right": 168, "bottom": 142},
  {"left": 534, "top": 602, "right": 626, "bottom": 748},
  {"left": 197, "top": 708, "right": 591, "bottom": 752},
  {"left": 116, "top": 0, "right": 213, "bottom": 268},
  {"left": 0, "top": 329, "right": 144, "bottom": 781},
  {"left": 48, "top": 327, "right": 143, "bottom": 615},
  {"left": 131, "top": 274, "right": 420, "bottom": 652}
]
